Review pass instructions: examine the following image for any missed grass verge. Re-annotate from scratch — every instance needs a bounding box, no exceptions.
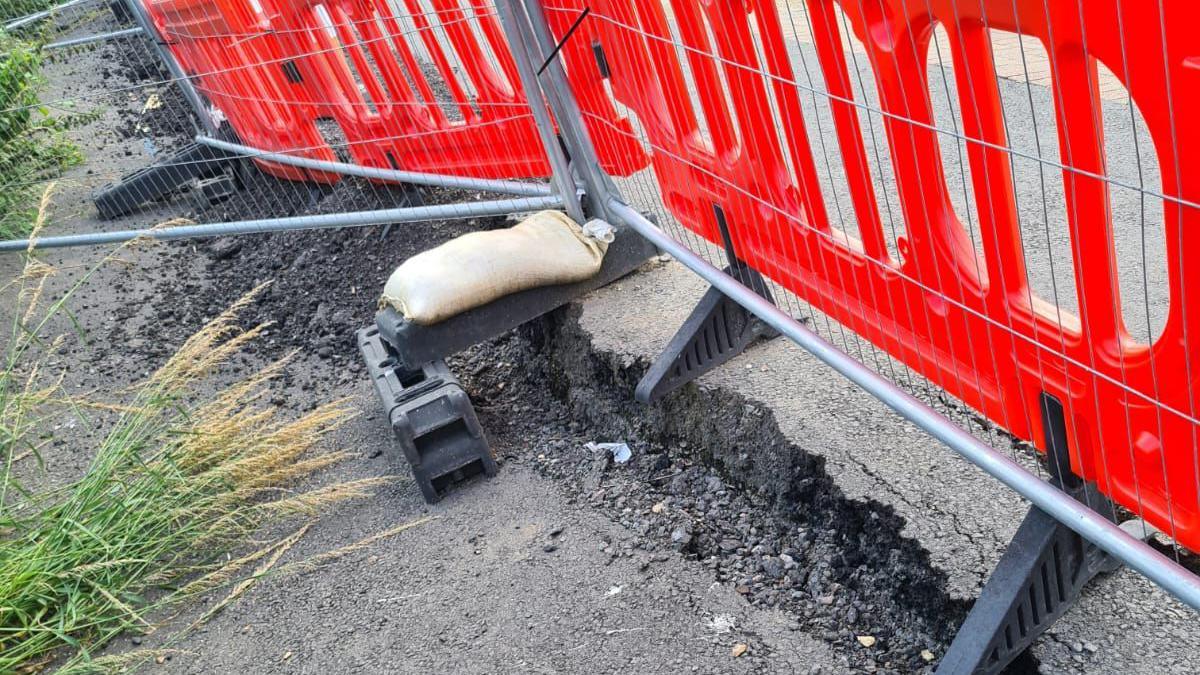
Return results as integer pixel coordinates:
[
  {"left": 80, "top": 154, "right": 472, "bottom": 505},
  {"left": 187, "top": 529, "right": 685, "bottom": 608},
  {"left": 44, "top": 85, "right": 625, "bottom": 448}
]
[
  {"left": 0, "top": 213, "right": 395, "bottom": 672},
  {"left": 0, "top": 26, "right": 88, "bottom": 240}
]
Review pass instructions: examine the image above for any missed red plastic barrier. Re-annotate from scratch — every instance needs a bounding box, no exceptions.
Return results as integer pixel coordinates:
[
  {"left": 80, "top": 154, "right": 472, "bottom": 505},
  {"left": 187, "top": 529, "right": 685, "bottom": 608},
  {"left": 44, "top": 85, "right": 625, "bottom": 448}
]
[
  {"left": 561, "top": 0, "right": 1200, "bottom": 550},
  {"left": 144, "top": 0, "right": 648, "bottom": 182},
  {"left": 201, "top": 0, "right": 647, "bottom": 179},
  {"left": 144, "top": 0, "right": 340, "bottom": 182},
  {"left": 259, "top": 0, "right": 549, "bottom": 178},
  {"left": 143, "top": 0, "right": 647, "bottom": 182}
]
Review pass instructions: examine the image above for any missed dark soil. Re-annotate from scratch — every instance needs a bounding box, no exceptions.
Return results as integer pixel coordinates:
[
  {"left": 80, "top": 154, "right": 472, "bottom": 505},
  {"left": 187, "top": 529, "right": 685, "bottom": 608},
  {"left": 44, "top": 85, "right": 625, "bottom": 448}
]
[
  {"left": 453, "top": 314, "right": 1010, "bottom": 675},
  {"left": 157, "top": 179, "right": 510, "bottom": 363},
  {"left": 85, "top": 22, "right": 985, "bottom": 674},
  {"left": 117, "top": 183, "right": 1008, "bottom": 673}
]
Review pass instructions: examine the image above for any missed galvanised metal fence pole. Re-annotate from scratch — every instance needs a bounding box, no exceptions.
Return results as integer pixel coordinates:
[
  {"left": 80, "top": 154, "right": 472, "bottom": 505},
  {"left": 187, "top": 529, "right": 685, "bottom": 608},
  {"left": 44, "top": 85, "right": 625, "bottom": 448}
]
[
  {"left": 44, "top": 26, "right": 144, "bottom": 51},
  {"left": 195, "top": 136, "right": 555, "bottom": 198},
  {"left": 0, "top": 195, "right": 564, "bottom": 252},
  {"left": 494, "top": 0, "right": 584, "bottom": 224},
  {"left": 3, "top": 0, "right": 97, "bottom": 31},
  {"left": 122, "top": 0, "right": 216, "bottom": 135}
]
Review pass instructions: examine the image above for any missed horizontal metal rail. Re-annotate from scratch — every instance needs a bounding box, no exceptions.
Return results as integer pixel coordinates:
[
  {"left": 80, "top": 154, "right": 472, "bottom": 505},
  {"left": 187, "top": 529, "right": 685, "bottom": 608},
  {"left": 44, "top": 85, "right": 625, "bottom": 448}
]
[
  {"left": 195, "top": 136, "right": 555, "bottom": 198},
  {"left": 44, "top": 26, "right": 143, "bottom": 50},
  {"left": 605, "top": 197, "right": 1200, "bottom": 613},
  {"left": 4, "top": 0, "right": 99, "bottom": 31},
  {"left": 0, "top": 195, "right": 563, "bottom": 253}
]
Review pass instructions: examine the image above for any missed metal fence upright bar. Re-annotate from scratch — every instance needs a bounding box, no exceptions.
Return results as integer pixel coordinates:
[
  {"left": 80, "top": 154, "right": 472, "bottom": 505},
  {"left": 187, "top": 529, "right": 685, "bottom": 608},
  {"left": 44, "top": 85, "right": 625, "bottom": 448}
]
[
  {"left": 121, "top": 0, "right": 215, "bottom": 135},
  {"left": 494, "top": 0, "right": 585, "bottom": 224},
  {"left": 516, "top": 0, "right": 622, "bottom": 222}
]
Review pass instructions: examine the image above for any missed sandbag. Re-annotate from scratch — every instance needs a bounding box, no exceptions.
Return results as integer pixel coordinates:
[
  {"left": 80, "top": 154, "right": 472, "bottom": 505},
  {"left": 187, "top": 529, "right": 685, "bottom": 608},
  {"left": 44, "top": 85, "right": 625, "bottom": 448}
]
[{"left": 380, "top": 210, "right": 613, "bottom": 326}]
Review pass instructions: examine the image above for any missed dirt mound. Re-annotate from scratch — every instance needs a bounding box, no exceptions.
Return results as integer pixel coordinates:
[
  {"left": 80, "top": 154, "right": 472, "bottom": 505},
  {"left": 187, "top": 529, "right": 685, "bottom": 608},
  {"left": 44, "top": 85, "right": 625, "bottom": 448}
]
[{"left": 150, "top": 183, "right": 507, "bottom": 367}]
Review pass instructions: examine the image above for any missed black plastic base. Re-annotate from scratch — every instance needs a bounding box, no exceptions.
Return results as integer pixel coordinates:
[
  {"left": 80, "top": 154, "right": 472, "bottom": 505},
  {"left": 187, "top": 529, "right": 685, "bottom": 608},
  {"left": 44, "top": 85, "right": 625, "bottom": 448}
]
[
  {"left": 937, "top": 501, "right": 1115, "bottom": 674},
  {"left": 634, "top": 264, "right": 778, "bottom": 404},
  {"left": 936, "top": 394, "right": 1119, "bottom": 674},
  {"left": 376, "top": 223, "right": 658, "bottom": 370},
  {"left": 362, "top": 221, "right": 655, "bottom": 503},
  {"left": 92, "top": 141, "right": 244, "bottom": 220},
  {"left": 358, "top": 327, "right": 496, "bottom": 503},
  {"left": 193, "top": 173, "right": 239, "bottom": 208}
]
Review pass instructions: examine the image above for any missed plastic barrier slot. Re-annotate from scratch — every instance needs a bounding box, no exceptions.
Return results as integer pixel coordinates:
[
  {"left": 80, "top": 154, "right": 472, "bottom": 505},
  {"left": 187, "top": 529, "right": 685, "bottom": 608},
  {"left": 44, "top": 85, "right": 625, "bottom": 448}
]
[
  {"left": 927, "top": 23, "right": 985, "bottom": 278},
  {"left": 823, "top": 0, "right": 902, "bottom": 261},
  {"left": 987, "top": 28, "right": 1079, "bottom": 330},
  {"left": 1095, "top": 58, "right": 1169, "bottom": 347}
]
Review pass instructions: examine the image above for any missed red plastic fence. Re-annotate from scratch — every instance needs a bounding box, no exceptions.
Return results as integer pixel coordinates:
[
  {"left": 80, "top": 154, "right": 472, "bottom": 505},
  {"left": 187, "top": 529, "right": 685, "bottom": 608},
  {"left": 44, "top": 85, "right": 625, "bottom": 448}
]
[
  {"left": 144, "top": 0, "right": 338, "bottom": 181},
  {"left": 547, "top": 0, "right": 1200, "bottom": 551},
  {"left": 142, "top": 0, "right": 647, "bottom": 181},
  {"left": 143, "top": 0, "right": 1200, "bottom": 551}
]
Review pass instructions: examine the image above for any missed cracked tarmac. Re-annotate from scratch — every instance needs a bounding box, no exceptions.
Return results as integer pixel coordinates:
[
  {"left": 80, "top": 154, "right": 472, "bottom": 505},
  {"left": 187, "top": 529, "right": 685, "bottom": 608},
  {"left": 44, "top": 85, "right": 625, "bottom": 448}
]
[{"left": 573, "top": 260, "right": 1196, "bottom": 674}]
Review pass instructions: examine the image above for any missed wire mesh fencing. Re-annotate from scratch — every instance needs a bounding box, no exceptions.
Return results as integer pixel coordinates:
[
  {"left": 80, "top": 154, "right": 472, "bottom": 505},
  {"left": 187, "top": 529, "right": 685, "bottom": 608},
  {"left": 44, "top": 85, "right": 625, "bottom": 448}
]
[
  {"left": 4, "top": 0, "right": 1200, "bottom": 650},
  {"left": 527, "top": 0, "right": 1200, "bottom": 606},
  {"left": 0, "top": 0, "right": 584, "bottom": 253}
]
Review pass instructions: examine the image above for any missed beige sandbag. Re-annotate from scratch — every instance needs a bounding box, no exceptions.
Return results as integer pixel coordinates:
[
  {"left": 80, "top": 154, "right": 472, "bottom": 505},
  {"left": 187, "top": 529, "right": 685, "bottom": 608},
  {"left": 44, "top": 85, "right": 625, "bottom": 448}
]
[{"left": 380, "top": 210, "right": 613, "bottom": 326}]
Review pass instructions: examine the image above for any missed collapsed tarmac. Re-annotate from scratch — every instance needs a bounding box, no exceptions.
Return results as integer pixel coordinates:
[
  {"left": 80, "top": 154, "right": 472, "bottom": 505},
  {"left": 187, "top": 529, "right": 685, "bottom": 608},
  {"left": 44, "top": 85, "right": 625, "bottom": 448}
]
[{"left": 9, "top": 6, "right": 1198, "bottom": 673}]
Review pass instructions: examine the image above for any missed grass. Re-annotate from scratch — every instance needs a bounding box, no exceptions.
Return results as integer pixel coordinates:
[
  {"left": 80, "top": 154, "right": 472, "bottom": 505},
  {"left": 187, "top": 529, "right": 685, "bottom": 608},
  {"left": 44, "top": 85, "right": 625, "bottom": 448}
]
[
  {"left": 0, "top": 0, "right": 64, "bottom": 24},
  {"left": 0, "top": 17, "right": 89, "bottom": 241},
  {"left": 0, "top": 205, "right": 409, "bottom": 672}
]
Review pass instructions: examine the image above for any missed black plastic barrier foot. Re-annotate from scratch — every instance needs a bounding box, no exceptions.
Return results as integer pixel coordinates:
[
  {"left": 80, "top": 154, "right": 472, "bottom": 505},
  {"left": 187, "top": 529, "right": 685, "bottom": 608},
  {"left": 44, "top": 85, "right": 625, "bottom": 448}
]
[
  {"left": 634, "top": 265, "right": 776, "bottom": 404},
  {"left": 358, "top": 327, "right": 496, "bottom": 504},
  {"left": 93, "top": 141, "right": 243, "bottom": 220},
  {"left": 635, "top": 204, "right": 778, "bottom": 404},
  {"left": 936, "top": 394, "right": 1121, "bottom": 674}
]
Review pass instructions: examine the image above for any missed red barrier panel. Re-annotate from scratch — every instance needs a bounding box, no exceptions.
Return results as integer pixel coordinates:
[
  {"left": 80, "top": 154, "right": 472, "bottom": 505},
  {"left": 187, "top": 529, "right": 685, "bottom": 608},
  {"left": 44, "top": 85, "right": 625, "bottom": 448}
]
[
  {"left": 558, "top": 0, "right": 1200, "bottom": 551},
  {"left": 144, "top": 0, "right": 648, "bottom": 182},
  {"left": 144, "top": 0, "right": 340, "bottom": 182},
  {"left": 260, "top": 0, "right": 550, "bottom": 178},
  {"left": 260, "top": 0, "right": 647, "bottom": 178}
]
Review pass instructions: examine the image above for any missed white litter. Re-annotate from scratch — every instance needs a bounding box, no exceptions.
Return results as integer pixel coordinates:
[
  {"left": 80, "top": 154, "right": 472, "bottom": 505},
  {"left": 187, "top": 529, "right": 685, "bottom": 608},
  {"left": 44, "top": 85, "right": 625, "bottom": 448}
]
[
  {"left": 705, "top": 614, "right": 737, "bottom": 634},
  {"left": 586, "top": 441, "right": 632, "bottom": 464}
]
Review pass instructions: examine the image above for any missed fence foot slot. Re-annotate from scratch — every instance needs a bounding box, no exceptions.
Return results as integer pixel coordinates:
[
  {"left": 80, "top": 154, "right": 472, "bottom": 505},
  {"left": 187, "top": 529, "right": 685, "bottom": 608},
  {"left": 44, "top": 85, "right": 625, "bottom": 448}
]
[
  {"left": 936, "top": 393, "right": 1124, "bottom": 674},
  {"left": 635, "top": 205, "right": 778, "bottom": 404},
  {"left": 358, "top": 329, "right": 496, "bottom": 504}
]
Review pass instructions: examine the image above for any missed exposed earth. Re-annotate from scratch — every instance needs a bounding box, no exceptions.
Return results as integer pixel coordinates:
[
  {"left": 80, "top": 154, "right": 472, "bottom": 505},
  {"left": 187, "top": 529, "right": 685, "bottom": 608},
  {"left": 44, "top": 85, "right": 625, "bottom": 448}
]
[{"left": 3, "top": 6, "right": 1196, "bottom": 675}]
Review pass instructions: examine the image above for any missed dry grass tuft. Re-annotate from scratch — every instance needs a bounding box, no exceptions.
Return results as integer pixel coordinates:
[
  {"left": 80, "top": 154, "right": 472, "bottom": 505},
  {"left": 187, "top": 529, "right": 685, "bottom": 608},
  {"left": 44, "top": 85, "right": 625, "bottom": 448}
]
[{"left": 0, "top": 241, "right": 414, "bottom": 673}]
